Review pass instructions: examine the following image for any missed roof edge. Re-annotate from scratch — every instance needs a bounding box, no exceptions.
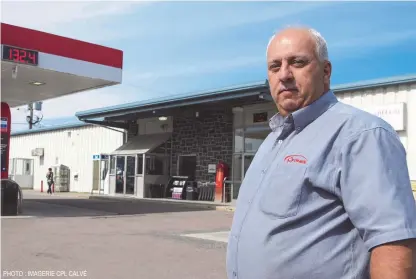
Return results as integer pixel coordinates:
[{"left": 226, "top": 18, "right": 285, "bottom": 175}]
[
  {"left": 332, "top": 73, "right": 416, "bottom": 92},
  {"left": 76, "top": 74, "right": 416, "bottom": 120},
  {"left": 11, "top": 122, "right": 91, "bottom": 137},
  {"left": 75, "top": 80, "right": 268, "bottom": 118}
]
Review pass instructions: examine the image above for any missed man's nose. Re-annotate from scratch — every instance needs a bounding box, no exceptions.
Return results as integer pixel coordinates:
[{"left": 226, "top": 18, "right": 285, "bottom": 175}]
[{"left": 278, "top": 64, "right": 293, "bottom": 82}]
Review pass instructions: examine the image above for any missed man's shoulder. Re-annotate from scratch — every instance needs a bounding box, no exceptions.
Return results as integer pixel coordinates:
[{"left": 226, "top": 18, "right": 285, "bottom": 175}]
[{"left": 329, "top": 101, "right": 397, "bottom": 138}]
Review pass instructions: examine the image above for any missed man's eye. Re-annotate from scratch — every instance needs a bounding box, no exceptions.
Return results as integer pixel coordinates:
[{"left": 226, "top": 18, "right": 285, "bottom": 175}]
[{"left": 293, "top": 60, "right": 306, "bottom": 66}]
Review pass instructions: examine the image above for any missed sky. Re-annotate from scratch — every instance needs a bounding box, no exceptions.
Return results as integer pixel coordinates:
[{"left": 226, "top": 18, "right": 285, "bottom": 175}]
[{"left": 2, "top": 1, "right": 416, "bottom": 132}]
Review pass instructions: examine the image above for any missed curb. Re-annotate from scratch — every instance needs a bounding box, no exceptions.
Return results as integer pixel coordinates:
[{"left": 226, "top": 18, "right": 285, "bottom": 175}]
[
  {"left": 22, "top": 189, "right": 90, "bottom": 198},
  {"left": 88, "top": 195, "right": 236, "bottom": 212},
  {"left": 215, "top": 206, "right": 236, "bottom": 212},
  {"left": 35, "top": 193, "right": 90, "bottom": 199}
]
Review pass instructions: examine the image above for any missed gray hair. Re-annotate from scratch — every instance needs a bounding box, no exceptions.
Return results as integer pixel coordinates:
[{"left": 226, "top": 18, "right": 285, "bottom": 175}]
[{"left": 266, "top": 26, "right": 329, "bottom": 62}]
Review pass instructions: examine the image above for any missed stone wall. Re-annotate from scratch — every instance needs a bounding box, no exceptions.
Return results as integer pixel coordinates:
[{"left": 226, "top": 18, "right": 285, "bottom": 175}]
[
  {"left": 124, "top": 97, "right": 273, "bottom": 183},
  {"left": 171, "top": 107, "right": 234, "bottom": 182}
]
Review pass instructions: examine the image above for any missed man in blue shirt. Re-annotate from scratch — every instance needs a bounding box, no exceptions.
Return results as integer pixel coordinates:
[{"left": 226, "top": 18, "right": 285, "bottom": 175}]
[{"left": 226, "top": 26, "right": 416, "bottom": 279}]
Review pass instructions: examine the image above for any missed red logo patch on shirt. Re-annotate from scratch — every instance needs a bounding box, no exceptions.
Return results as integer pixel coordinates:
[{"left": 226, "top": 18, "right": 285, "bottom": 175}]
[{"left": 284, "top": 154, "right": 307, "bottom": 164}]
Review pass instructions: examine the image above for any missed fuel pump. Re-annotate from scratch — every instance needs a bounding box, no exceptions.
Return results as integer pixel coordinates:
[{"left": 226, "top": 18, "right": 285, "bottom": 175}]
[
  {"left": 1, "top": 102, "right": 20, "bottom": 216},
  {"left": 1, "top": 102, "right": 11, "bottom": 179}
]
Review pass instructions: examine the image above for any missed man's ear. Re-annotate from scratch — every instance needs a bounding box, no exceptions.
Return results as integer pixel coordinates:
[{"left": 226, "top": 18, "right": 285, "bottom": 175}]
[{"left": 323, "top": 60, "right": 332, "bottom": 83}]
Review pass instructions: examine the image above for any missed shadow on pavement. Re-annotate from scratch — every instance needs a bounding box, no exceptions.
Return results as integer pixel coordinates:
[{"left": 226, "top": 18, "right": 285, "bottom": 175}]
[{"left": 19, "top": 197, "right": 215, "bottom": 218}]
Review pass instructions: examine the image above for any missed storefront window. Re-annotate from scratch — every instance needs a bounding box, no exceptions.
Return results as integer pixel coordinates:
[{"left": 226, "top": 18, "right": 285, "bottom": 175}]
[
  {"left": 137, "top": 154, "right": 143, "bottom": 175},
  {"left": 145, "top": 155, "right": 165, "bottom": 175},
  {"left": 231, "top": 106, "right": 273, "bottom": 201},
  {"left": 116, "top": 156, "right": 125, "bottom": 176},
  {"left": 244, "top": 127, "right": 269, "bottom": 153}
]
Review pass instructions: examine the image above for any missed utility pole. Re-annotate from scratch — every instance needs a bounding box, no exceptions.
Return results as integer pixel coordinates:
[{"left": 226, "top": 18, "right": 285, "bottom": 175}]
[
  {"left": 26, "top": 102, "right": 43, "bottom": 129},
  {"left": 28, "top": 103, "right": 33, "bottom": 130}
]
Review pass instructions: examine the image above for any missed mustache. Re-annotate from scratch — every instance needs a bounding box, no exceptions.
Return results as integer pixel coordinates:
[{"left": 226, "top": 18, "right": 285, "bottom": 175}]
[{"left": 278, "top": 86, "right": 298, "bottom": 93}]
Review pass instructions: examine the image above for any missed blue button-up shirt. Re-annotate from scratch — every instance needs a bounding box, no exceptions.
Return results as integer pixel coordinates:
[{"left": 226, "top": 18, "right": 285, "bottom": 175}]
[{"left": 226, "top": 90, "right": 416, "bottom": 279}]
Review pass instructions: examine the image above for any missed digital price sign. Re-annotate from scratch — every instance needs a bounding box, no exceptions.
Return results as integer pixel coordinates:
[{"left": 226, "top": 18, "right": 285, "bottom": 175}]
[
  {"left": 2, "top": 45, "right": 39, "bottom": 66},
  {"left": 253, "top": 112, "right": 268, "bottom": 123}
]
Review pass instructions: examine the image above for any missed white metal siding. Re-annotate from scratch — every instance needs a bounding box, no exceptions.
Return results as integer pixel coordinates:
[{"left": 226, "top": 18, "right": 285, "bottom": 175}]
[
  {"left": 337, "top": 82, "right": 416, "bottom": 180},
  {"left": 10, "top": 125, "right": 124, "bottom": 192}
]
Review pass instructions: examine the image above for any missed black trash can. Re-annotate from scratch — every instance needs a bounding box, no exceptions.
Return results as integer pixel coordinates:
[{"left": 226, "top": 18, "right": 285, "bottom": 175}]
[
  {"left": 186, "top": 185, "right": 198, "bottom": 200},
  {"left": 1, "top": 179, "right": 19, "bottom": 216}
]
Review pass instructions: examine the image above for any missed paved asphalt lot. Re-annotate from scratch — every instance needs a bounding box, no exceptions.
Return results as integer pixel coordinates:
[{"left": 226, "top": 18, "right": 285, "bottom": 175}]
[{"left": 1, "top": 191, "right": 233, "bottom": 279}]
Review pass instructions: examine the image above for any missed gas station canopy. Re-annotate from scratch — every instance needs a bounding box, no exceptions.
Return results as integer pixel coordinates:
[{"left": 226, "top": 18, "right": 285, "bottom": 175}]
[{"left": 1, "top": 23, "right": 123, "bottom": 108}]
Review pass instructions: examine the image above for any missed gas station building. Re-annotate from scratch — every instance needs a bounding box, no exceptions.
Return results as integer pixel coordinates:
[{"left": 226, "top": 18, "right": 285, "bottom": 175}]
[{"left": 75, "top": 75, "right": 416, "bottom": 201}]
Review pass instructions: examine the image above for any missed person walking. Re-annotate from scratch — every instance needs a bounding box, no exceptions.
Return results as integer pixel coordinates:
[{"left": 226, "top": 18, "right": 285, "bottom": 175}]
[{"left": 46, "top": 167, "right": 54, "bottom": 195}]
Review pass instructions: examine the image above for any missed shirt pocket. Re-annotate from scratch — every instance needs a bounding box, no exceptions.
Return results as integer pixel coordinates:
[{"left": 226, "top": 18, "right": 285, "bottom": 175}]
[{"left": 259, "top": 163, "right": 308, "bottom": 219}]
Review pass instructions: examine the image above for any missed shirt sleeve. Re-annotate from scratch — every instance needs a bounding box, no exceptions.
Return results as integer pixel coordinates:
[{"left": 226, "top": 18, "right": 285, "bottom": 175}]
[{"left": 339, "top": 126, "right": 416, "bottom": 251}]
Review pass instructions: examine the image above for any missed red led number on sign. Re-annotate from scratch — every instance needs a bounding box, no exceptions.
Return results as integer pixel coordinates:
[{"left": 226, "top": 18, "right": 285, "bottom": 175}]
[
  {"left": 8, "top": 48, "right": 36, "bottom": 65},
  {"left": 28, "top": 51, "right": 37, "bottom": 64}
]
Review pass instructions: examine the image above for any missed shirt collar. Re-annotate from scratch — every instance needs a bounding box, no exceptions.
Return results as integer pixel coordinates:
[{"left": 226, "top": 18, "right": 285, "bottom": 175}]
[{"left": 269, "top": 90, "right": 338, "bottom": 132}]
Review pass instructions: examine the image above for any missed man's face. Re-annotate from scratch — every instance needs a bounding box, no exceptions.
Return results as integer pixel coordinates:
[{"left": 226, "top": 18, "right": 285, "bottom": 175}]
[{"left": 266, "top": 29, "right": 331, "bottom": 117}]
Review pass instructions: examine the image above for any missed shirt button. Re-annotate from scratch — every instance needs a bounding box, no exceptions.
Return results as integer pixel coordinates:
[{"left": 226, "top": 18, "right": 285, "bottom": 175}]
[
  {"left": 233, "top": 271, "right": 237, "bottom": 277},
  {"left": 248, "top": 199, "right": 252, "bottom": 204},
  {"left": 278, "top": 140, "right": 283, "bottom": 144}
]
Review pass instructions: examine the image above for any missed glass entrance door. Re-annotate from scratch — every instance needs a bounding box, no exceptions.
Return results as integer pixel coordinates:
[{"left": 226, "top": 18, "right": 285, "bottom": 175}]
[
  {"left": 125, "top": 156, "right": 135, "bottom": 195},
  {"left": 115, "top": 155, "right": 136, "bottom": 195},
  {"left": 243, "top": 154, "right": 255, "bottom": 176},
  {"left": 231, "top": 125, "right": 270, "bottom": 201},
  {"left": 231, "top": 153, "right": 255, "bottom": 200},
  {"left": 115, "top": 156, "right": 125, "bottom": 194}
]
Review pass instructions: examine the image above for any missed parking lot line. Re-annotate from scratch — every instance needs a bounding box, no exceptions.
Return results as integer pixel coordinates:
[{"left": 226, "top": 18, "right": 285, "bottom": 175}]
[{"left": 181, "top": 231, "right": 230, "bottom": 243}]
